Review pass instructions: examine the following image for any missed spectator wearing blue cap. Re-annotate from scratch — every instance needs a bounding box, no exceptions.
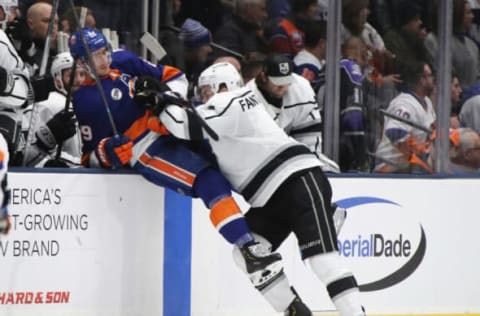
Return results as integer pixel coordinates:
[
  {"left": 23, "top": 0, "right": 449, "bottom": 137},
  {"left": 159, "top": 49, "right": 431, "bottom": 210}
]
[{"left": 180, "top": 18, "right": 213, "bottom": 97}]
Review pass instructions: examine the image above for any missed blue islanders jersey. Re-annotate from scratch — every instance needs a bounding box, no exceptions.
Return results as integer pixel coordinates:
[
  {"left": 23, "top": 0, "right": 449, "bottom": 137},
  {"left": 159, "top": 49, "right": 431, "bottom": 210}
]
[{"left": 72, "top": 50, "right": 186, "bottom": 165}]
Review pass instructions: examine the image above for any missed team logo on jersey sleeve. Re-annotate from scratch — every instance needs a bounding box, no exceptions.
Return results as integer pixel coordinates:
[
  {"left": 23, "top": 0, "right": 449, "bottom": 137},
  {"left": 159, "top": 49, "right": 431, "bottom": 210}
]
[{"left": 111, "top": 88, "right": 123, "bottom": 101}]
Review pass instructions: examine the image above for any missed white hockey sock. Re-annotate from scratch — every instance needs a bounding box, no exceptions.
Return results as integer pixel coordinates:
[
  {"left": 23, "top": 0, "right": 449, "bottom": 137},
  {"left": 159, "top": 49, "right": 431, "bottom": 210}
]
[
  {"left": 333, "top": 290, "right": 365, "bottom": 316},
  {"left": 307, "top": 252, "right": 365, "bottom": 316},
  {"left": 261, "top": 273, "right": 295, "bottom": 312}
]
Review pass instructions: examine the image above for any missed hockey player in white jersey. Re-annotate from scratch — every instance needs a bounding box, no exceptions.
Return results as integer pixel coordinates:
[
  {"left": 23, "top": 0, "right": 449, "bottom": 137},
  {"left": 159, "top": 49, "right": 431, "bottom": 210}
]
[
  {"left": 241, "top": 54, "right": 345, "bottom": 232},
  {"left": 152, "top": 62, "right": 366, "bottom": 316},
  {"left": 0, "top": 27, "right": 32, "bottom": 164},
  {"left": 0, "top": 133, "right": 10, "bottom": 235},
  {"left": 28, "top": 51, "right": 83, "bottom": 167},
  {"left": 244, "top": 53, "right": 340, "bottom": 173}
]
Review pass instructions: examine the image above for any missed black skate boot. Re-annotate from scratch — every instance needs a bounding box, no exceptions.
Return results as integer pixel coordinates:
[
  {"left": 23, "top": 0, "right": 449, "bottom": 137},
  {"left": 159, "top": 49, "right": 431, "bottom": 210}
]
[
  {"left": 240, "top": 241, "right": 283, "bottom": 290},
  {"left": 285, "top": 287, "right": 312, "bottom": 316}
]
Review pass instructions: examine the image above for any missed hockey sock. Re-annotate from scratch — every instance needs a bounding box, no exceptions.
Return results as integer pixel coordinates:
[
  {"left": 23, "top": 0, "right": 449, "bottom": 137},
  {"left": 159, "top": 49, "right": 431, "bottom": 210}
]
[
  {"left": 194, "top": 168, "right": 253, "bottom": 245},
  {"left": 307, "top": 252, "right": 365, "bottom": 316},
  {"left": 210, "top": 196, "right": 254, "bottom": 245}
]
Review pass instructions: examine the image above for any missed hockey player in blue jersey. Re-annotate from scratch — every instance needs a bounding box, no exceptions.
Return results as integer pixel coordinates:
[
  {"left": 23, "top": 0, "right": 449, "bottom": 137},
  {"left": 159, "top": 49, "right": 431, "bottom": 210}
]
[{"left": 68, "top": 27, "right": 283, "bottom": 288}]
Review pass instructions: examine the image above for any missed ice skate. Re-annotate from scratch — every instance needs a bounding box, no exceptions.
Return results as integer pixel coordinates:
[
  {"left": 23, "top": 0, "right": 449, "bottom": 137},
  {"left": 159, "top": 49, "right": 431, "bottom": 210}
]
[
  {"left": 240, "top": 241, "right": 283, "bottom": 290},
  {"left": 285, "top": 287, "right": 312, "bottom": 316}
]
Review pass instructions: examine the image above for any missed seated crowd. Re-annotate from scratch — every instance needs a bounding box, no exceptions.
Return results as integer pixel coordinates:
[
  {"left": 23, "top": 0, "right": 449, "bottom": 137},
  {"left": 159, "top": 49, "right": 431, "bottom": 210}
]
[{"left": 0, "top": 0, "right": 479, "bottom": 174}]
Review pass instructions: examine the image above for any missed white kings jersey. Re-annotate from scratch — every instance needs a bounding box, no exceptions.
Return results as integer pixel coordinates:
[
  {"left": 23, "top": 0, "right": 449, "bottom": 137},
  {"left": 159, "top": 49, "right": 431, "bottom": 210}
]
[
  {"left": 374, "top": 92, "right": 436, "bottom": 171},
  {"left": 246, "top": 74, "right": 339, "bottom": 172},
  {"left": 161, "top": 87, "right": 322, "bottom": 207},
  {"left": 22, "top": 91, "right": 82, "bottom": 167},
  {"left": 0, "top": 29, "right": 31, "bottom": 110}
]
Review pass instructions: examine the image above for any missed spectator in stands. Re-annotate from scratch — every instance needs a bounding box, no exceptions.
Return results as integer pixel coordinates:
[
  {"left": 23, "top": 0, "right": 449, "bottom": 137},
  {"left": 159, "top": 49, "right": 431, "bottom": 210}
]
[
  {"left": 179, "top": 18, "right": 213, "bottom": 98},
  {"left": 368, "top": 0, "right": 397, "bottom": 36},
  {"left": 240, "top": 51, "right": 266, "bottom": 83},
  {"left": 467, "top": 0, "right": 480, "bottom": 45},
  {"left": 5, "top": 2, "right": 58, "bottom": 77},
  {"left": 264, "top": 0, "right": 319, "bottom": 58},
  {"left": 293, "top": 19, "right": 327, "bottom": 93},
  {"left": 383, "top": 1, "right": 431, "bottom": 71},
  {"left": 450, "top": 127, "right": 480, "bottom": 173},
  {"left": 342, "top": 0, "right": 384, "bottom": 50},
  {"left": 368, "top": 0, "right": 433, "bottom": 36},
  {"left": 341, "top": 0, "right": 401, "bottom": 145},
  {"left": 214, "top": 0, "right": 268, "bottom": 57},
  {"left": 60, "top": 6, "right": 96, "bottom": 34},
  {"left": 267, "top": 0, "right": 290, "bottom": 19},
  {"left": 450, "top": 73, "right": 463, "bottom": 129},
  {"left": 459, "top": 81, "right": 480, "bottom": 134},
  {"left": 338, "top": 36, "right": 370, "bottom": 172},
  {"left": 374, "top": 61, "right": 436, "bottom": 173},
  {"left": 425, "top": 0, "right": 479, "bottom": 88},
  {"left": 25, "top": 2, "right": 58, "bottom": 74}
]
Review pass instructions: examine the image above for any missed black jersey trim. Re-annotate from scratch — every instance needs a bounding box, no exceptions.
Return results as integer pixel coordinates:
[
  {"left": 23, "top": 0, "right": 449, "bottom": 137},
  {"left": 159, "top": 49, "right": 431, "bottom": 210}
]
[
  {"left": 186, "top": 109, "right": 204, "bottom": 140},
  {"left": 290, "top": 122, "right": 322, "bottom": 136},
  {"left": 241, "top": 144, "right": 312, "bottom": 201},
  {"left": 283, "top": 100, "right": 317, "bottom": 109},
  {"left": 0, "top": 41, "right": 21, "bottom": 68},
  {"left": 204, "top": 90, "right": 252, "bottom": 120}
]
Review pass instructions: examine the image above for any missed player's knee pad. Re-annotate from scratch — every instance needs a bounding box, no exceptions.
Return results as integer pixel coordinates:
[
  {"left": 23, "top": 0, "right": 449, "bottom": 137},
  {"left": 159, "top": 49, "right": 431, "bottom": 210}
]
[{"left": 306, "top": 252, "right": 358, "bottom": 299}]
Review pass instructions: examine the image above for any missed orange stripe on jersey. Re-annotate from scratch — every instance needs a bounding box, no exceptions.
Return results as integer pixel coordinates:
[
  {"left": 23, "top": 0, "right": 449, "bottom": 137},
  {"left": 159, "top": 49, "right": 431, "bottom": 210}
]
[
  {"left": 161, "top": 65, "right": 182, "bottom": 82},
  {"left": 123, "top": 112, "right": 151, "bottom": 140},
  {"left": 209, "top": 197, "right": 242, "bottom": 228},
  {"left": 83, "top": 69, "right": 122, "bottom": 86},
  {"left": 0, "top": 150, "right": 4, "bottom": 169},
  {"left": 139, "top": 152, "right": 196, "bottom": 186}
]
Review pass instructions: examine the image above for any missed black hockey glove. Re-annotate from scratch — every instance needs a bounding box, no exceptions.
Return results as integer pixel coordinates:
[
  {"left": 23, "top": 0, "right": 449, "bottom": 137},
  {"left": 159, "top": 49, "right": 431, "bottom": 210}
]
[
  {"left": 133, "top": 76, "right": 177, "bottom": 115},
  {"left": 36, "top": 110, "right": 76, "bottom": 150},
  {"left": 5, "top": 18, "right": 34, "bottom": 56},
  {"left": 0, "top": 67, "right": 14, "bottom": 95},
  {"left": 31, "top": 76, "right": 55, "bottom": 102}
]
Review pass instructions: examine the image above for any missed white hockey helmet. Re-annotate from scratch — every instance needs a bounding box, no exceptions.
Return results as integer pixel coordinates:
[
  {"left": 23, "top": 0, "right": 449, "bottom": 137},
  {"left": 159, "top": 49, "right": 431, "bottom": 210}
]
[
  {"left": 51, "top": 52, "right": 74, "bottom": 94},
  {"left": 197, "top": 62, "right": 244, "bottom": 94}
]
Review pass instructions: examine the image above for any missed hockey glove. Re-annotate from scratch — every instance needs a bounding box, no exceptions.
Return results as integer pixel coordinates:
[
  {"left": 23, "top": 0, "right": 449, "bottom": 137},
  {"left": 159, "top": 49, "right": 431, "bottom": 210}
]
[
  {"left": 134, "top": 76, "right": 177, "bottom": 115},
  {"left": 0, "top": 67, "right": 14, "bottom": 95},
  {"left": 5, "top": 18, "right": 34, "bottom": 56},
  {"left": 36, "top": 110, "right": 77, "bottom": 151},
  {"left": 95, "top": 135, "right": 133, "bottom": 168}
]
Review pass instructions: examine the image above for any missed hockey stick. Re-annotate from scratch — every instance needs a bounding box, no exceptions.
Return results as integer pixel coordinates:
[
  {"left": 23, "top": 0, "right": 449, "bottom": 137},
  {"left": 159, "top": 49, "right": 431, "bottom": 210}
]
[
  {"left": 377, "top": 109, "right": 434, "bottom": 173},
  {"left": 157, "top": 92, "right": 219, "bottom": 141},
  {"left": 140, "top": 32, "right": 167, "bottom": 61},
  {"left": 39, "top": 0, "right": 59, "bottom": 77},
  {"left": 378, "top": 109, "right": 433, "bottom": 135},
  {"left": 67, "top": 0, "right": 119, "bottom": 136},
  {"left": 54, "top": 6, "right": 88, "bottom": 160},
  {"left": 22, "top": 0, "right": 59, "bottom": 166},
  {"left": 161, "top": 25, "right": 245, "bottom": 60}
]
